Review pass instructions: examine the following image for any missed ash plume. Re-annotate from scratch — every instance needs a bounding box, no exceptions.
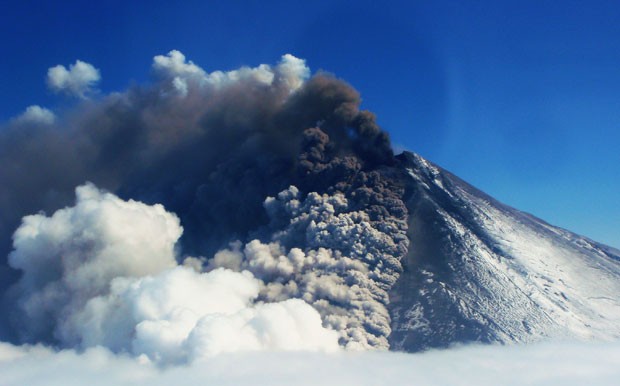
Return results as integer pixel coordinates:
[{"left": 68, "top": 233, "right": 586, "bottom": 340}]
[
  {"left": 0, "top": 52, "right": 394, "bottom": 263},
  {"left": 0, "top": 52, "right": 409, "bottom": 355}
]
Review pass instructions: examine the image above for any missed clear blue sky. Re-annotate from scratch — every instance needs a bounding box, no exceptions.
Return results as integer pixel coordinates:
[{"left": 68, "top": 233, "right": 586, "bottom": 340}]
[{"left": 1, "top": 0, "right": 619, "bottom": 248}]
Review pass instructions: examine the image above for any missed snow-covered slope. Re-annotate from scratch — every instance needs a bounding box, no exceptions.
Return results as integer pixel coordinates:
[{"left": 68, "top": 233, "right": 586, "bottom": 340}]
[{"left": 389, "top": 152, "right": 620, "bottom": 351}]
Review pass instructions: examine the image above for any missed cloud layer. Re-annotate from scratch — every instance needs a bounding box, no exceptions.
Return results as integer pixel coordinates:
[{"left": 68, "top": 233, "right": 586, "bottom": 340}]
[{"left": 1, "top": 341, "right": 619, "bottom": 386}]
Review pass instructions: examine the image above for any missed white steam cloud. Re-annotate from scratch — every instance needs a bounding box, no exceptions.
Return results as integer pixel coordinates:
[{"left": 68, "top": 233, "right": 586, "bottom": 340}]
[
  {"left": 1, "top": 341, "right": 619, "bottom": 386},
  {"left": 46, "top": 60, "right": 100, "bottom": 98},
  {"left": 9, "top": 183, "right": 181, "bottom": 344},
  {"left": 8, "top": 183, "right": 338, "bottom": 365}
]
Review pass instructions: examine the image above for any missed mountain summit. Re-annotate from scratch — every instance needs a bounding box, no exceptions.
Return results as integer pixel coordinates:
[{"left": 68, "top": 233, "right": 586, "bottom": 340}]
[{"left": 389, "top": 152, "right": 620, "bottom": 351}]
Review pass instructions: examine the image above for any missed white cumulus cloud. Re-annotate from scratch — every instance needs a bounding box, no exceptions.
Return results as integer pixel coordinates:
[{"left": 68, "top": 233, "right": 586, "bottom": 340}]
[{"left": 46, "top": 60, "right": 101, "bottom": 98}]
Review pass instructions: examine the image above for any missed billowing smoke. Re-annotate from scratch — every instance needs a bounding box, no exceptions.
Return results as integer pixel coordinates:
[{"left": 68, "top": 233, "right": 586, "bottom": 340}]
[{"left": 0, "top": 52, "right": 408, "bottom": 358}]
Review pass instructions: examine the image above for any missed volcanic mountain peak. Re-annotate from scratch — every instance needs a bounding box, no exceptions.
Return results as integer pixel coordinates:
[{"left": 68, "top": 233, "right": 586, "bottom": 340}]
[{"left": 389, "top": 152, "right": 620, "bottom": 351}]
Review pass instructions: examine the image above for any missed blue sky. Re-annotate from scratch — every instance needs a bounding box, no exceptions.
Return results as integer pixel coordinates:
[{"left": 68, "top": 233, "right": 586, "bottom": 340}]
[{"left": 1, "top": 0, "right": 619, "bottom": 248}]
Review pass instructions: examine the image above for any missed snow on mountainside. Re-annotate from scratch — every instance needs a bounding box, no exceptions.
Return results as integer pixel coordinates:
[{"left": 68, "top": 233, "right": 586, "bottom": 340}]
[{"left": 389, "top": 152, "right": 620, "bottom": 351}]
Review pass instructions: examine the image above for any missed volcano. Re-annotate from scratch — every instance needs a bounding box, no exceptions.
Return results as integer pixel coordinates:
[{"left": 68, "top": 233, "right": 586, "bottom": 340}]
[
  {"left": 2, "top": 53, "right": 619, "bottom": 360},
  {"left": 389, "top": 152, "right": 620, "bottom": 351}
]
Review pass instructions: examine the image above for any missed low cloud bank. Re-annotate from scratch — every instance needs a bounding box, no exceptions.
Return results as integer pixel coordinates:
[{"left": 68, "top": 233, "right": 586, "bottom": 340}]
[{"left": 1, "top": 341, "right": 619, "bottom": 386}]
